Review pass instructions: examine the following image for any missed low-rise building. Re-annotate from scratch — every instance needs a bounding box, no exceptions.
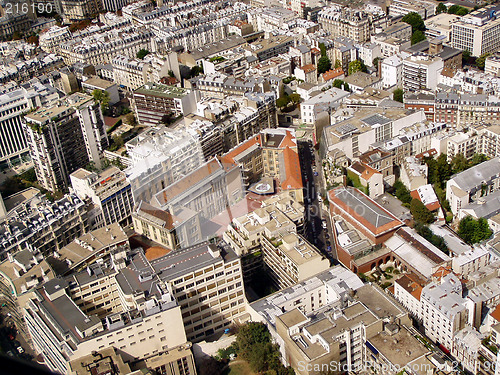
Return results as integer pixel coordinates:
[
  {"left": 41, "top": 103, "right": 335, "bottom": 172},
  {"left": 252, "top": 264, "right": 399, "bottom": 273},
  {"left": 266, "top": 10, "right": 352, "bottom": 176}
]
[
  {"left": 400, "top": 156, "right": 428, "bottom": 191},
  {"left": 446, "top": 157, "right": 500, "bottom": 214},
  {"left": 133, "top": 83, "right": 197, "bottom": 126}
]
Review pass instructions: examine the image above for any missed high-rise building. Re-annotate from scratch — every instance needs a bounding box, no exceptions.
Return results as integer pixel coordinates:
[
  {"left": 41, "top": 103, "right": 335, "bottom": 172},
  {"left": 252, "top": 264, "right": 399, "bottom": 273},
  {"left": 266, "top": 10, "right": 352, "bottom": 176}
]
[
  {"left": 23, "top": 93, "right": 108, "bottom": 192},
  {"left": 0, "top": 84, "right": 59, "bottom": 170}
]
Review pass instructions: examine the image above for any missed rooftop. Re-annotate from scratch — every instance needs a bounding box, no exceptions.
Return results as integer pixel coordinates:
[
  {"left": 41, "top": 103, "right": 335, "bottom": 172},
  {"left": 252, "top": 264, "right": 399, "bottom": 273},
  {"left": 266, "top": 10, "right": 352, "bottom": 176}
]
[
  {"left": 449, "top": 157, "right": 500, "bottom": 192},
  {"left": 328, "top": 187, "right": 403, "bottom": 236},
  {"left": 134, "top": 82, "right": 191, "bottom": 99}
]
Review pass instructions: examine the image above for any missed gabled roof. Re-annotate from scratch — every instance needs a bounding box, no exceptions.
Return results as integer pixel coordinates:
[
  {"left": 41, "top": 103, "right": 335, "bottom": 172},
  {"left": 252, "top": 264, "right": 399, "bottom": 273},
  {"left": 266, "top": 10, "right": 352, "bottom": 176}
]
[
  {"left": 280, "top": 147, "right": 303, "bottom": 191},
  {"left": 328, "top": 187, "right": 403, "bottom": 236}
]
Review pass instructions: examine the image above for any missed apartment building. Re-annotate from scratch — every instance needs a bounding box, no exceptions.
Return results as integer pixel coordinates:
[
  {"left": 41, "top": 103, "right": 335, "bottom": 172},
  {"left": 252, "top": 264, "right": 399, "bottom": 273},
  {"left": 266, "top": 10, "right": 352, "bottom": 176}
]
[
  {"left": 132, "top": 83, "right": 197, "bottom": 126},
  {"left": 321, "top": 107, "right": 426, "bottom": 159},
  {"left": 60, "top": 0, "right": 102, "bottom": 23},
  {"left": 221, "top": 128, "right": 303, "bottom": 200},
  {"left": 425, "top": 13, "right": 461, "bottom": 42},
  {"left": 380, "top": 55, "right": 404, "bottom": 89},
  {"left": 132, "top": 200, "right": 201, "bottom": 250},
  {"left": 434, "top": 92, "right": 500, "bottom": 127},
  {"left": 261, "top": 233, "right": 329, "bottom": 289},
  {"left": 318, "top": 6, "right": 386, "bottom": 43},
  {"left": 249, "top": 267, "right": 413, "bottom": 375},
  {"left": 0, "top": 83, "right": 59, "bottom": 170},
  {"left": 24, "top": 266, "right": 195, "bottom": 374},
  {"left": 223, "top": 192, "right": 304, "bottom": 257},
  {"left": 421, "top": 274, "right": 469, "bottom": 351},
  {"left": 125, "top": 130, "right": 205, "bottom": 205},
  {"left": 0, "top": 190, "right": 88, "bottom": 259},
  {"left": 152, "top": 241, "right": 246, "bottom": 342},
  {"left": 300, "top": 88, "right": 350, "bottom": 125},
  {"left": 150, "top": 157, "right": 244, "bottom": 223},
  {"left": 388, "top": 0, "right": 435, "bottom": 20},
  {"left": 403, "top": 53, "right": 444, "bottom": 92},
  {"left": 70, "top": 167, "right": 134, "bottom": 227},
  {"left": 247, "top": 6, "right": 298, "bottom": 33},
  {"left": 451, "top": 5, "right": 500, "bottom": 57},
  {"left": 446, "top": 157, "right": 500, "bottom": 214},
  {"left": 23, "top": 93, "right": 109, "bottom": 192},
  {"left": 58, "top": 26, "right": 153, "bottom": 66},
  {"left": 400, "top": 156, "right": 428, "bottom": 191}
]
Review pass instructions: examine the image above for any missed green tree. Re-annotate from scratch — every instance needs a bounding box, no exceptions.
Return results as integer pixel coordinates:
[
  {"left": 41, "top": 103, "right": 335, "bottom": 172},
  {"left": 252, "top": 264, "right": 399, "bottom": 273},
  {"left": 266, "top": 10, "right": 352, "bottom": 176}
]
[
  {"left": 458, "top": 216, "right": 492, "bottom": 244},
  {"left": 276, "top": 97, "right": 289, "bottom": 108},
  {"left": 125, "top": 113, "right": 137, "bottom": 126},
  {"left": 451, "top": 153, "right": 469, "bottom": 174},
  {"left": 402, "top": 12, "right": 426, "bottom": 33},
  {"left": 410, "top": 198, "right": 435, "bottom": 224},
  {"left": 343, "top": 82, "right": 350, "bottom": 92},
  {"left": 333, "top": 79, "right": 343, "bottom": 89},
  {"left": 334, "top": 59, "right": 342, "bottom": 69},
  {"left": 471, "top": 153, "right": 488, "bottom": 166},
  {"left": 436, "top": 2, "right": 447, "bottom": 13},
  {"left": 393, "top": 180, "right": 412, "bottom": 204},
  {"left": 476, "top": 53, "right": 491, "bottom": 69},
  {"left": 372, "top": 57, "right": 381, "bottom": 70},
  {"left": 136, "top": 49, "right": 150, "bottom": 59},
  {"left": 348, "top": 60, "right": 367, "bottom": 75},
  {"left": 168, "top": 70, "right": 175, "bottom": 78},
  {"left": 92, "top": 89, "right": 110, "bottom": 113},
  {"left": 317, "top": 55, "right": 332, "bottom": 74},
  {"left": 190, "top": 65, "right": 203, "bottom": 77},
  {"left": 448, "top": 4, "right": 468, "bottom": 15},
  {"left": 393, "top": 88, "right": 404, "bottom": 103},
  {"left": 414, "top": 222, "right": 449, "bottom": 254},
  {"left": 289, "top": 93, "right": 302, "bottom": 104},
  {"left": 319, "top": 42, "right": 327, "bottom": 57},
  {"left": 436, "top": 153, "right": 452, "bottom": 188},
  {"left": 462, "top": 49, "right": 472, "bottom": 65},
  {"left": 411, "top": 30, "right": 426, "bottom": 45}
]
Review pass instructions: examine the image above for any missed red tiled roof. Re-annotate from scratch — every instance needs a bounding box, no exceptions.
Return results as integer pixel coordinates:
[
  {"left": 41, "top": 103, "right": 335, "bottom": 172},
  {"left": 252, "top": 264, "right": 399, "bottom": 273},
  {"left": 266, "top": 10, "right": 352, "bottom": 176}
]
[
  {"left": 491, "top": 304, "right": 500, "bottom": 322},
  {"left": 323, "top": 68, "right": 344, "bottom": 81},
  {"left": 350, "top": 161, "right": 381, "bottom": 181},
  {"left": 281, "top": 147, "right": 303, "bottom": 191},
  {"left": 301, "top": 64, "right": 316, "bottom": 73},
  {"left": 222, "top": 135, "right": 261, "bottom": 164}
]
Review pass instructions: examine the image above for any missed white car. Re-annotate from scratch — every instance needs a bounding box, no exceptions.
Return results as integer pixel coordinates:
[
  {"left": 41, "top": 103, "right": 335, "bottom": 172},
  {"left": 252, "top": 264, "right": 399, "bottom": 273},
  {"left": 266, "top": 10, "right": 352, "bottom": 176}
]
[
  {"left": 317, "top": 195, "right": 323, "bottom": 202},
  {"left": 322, "top": 221, "right": 327, "bottom": 229},
  {"left": 17, "top": 346, "right": 24, "bottom": 354}
]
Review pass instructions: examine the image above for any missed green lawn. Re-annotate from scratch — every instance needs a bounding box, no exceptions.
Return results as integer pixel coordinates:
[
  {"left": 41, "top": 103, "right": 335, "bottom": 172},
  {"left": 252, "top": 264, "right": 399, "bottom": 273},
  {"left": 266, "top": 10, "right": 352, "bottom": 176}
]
[{"left": 224, "top": 361, "right": 257, "bottom": 375}]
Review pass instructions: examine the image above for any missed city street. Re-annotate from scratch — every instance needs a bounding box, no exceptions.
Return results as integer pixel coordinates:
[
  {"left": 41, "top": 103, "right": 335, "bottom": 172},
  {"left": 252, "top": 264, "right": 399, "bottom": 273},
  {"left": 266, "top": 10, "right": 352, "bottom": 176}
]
[{"left": 298, "top": 140, "right": 337, "bottom": 263}]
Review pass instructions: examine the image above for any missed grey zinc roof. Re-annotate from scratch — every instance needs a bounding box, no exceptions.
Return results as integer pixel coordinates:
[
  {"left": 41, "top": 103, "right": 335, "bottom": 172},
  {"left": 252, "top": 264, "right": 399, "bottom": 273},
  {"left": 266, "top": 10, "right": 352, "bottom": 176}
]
[
  {"left": 450, "top": 157, "right": 500, "bottom": 192},
  {"left": 461, "top": 189, "right": 500, "bottom": 219}
]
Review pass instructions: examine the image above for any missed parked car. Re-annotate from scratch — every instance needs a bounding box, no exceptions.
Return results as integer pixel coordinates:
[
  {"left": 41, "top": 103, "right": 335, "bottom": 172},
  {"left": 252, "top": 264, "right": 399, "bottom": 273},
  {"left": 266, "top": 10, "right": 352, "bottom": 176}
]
[{"left": 17, "top": 346, "right": 24, "bottom": 354}]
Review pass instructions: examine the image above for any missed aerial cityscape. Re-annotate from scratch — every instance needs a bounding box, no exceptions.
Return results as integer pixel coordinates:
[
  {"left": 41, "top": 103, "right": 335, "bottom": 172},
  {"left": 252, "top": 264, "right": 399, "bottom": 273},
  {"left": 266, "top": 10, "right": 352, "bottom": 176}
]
[{"left": 1, "top": 0, "right": 500, "bottom": 373}]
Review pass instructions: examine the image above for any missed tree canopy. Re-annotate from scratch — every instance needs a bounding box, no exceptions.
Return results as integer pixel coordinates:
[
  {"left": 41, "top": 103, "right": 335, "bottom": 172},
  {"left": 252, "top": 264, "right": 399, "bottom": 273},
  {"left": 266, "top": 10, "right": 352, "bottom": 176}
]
[
  {"left": 458, "top": 216, "right": 492, "bottom": 244},
  {"left": 136, "top": 49, "right": 150, "bottom": 59},
  {"left": 415, "top": 223, "right": 449, "bottom": 254},
  {"left": 393, "top": 180, "right": 412, "bottom": 204},
  {"left": 436, "top": 3, "right": 447, "bottom": 14},
  {"left": 92, "top": 89, "right": 110, "bottom": 113},
  {"left": 476, "top": 53, "right": 491, "bottom": 70},
  {"left": 402, "top": 12, "right": 426, "bottom": 33},
  {"left": 348, "top": 60, "right": 367, "bottom": 75},
  {"left": 317, "top": 55, "right": 332, "bottom": 74},
  {"left": 393, "top": 88, "right": 404, "bottom": 103},
  {"left": 410, "top": 198, "right": 435, "bottom": 224},
  {"left": 448, "top": 4, "right": 469, "bottom": 15},
  {"left": 411, "top": 30, "right": 426, "bottom": 45},
  {"left": 234, "top": 322, "right": 295, "bottom": 374}
]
